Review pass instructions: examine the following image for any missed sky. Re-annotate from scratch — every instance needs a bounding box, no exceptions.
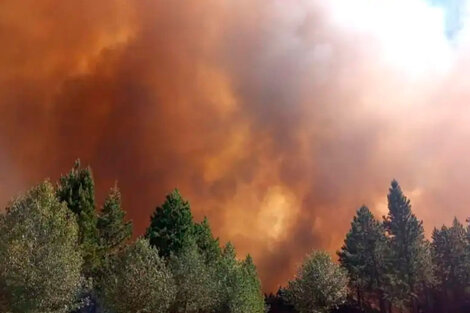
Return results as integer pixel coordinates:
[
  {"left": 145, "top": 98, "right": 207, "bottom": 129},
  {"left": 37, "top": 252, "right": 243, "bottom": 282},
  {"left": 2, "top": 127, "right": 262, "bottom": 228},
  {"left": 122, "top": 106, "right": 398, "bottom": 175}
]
[{"left": 1, "top": 0, "right": 470, "bottom": 291}]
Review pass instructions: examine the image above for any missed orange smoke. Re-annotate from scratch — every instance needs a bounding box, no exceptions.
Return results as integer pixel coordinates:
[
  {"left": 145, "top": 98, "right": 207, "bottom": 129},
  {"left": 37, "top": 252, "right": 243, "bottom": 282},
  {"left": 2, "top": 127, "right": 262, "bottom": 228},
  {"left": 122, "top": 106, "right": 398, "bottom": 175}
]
[{"left": 1, "top": 0, "right": 470, "bottom": 291}]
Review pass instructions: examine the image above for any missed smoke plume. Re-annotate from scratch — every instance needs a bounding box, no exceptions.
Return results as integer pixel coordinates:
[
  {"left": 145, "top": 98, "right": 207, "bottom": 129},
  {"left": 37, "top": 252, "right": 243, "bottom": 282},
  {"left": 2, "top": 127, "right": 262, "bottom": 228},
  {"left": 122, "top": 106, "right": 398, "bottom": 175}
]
[{"left": 1, "top": 0, "right": 470, "bottom": 291}]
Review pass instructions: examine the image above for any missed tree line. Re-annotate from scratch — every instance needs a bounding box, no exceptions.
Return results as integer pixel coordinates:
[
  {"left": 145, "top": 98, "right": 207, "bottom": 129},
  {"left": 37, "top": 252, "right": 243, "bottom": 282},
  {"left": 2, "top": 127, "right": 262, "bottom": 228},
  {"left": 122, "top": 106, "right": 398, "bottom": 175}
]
[
  {"left": 267, "top": 180, "right": 470, "bottom": 313},
  {"left": 2, "top": 160, "right": 470, "bottom": 313},
  {"left": 0, "top": 160, "right": 265, "bottom": 313}
]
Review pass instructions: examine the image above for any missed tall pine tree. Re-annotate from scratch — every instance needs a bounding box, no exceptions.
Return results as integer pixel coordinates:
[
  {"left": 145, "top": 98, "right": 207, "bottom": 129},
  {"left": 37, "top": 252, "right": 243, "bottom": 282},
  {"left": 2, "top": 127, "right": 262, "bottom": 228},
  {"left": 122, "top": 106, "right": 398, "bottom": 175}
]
[
  {"left": 383, "top": 180, "right": 434, "bottom": 312},
  {"left": 97, "top": 185, "right": 132, "bottom": 258},
  {"left": 57, "top": 159, "right": 99, "bottom": 274},
  {"left": 338, "top": 206, "right": 389, "bottom": 312},
  {"left": 145, "top": 189, "right": 194, "bottom": 258}
]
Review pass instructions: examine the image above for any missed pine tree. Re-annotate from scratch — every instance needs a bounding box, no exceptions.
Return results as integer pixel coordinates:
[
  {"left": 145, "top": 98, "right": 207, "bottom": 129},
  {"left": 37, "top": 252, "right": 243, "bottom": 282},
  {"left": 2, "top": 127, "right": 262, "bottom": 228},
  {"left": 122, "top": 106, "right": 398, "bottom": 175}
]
[
  {"left": 240, "top": 255, "right": 266, "bottom": 313},
  {"left": 193, "top": 217, "right": 221, "bottom": 264},
  {"left": 145, "top": 189, "right": 194, "bottom": 258},
  {"left": 215, "top": 243, "right": 265, "bottom": 313},
  {"left": 57, "top": 159, "right": 99, "bottom": 274},
  {"left": 383, "top": 180, "right": 434, "bottom": 312},
  {"left": 432, "top": 218, "right": 469, "bottom": 306},
  {"left": 97, "top": 185, "right": 132, "bottom": 258},
  {"left": 338, "top": 206, "right": 389, "bottom": 312}
]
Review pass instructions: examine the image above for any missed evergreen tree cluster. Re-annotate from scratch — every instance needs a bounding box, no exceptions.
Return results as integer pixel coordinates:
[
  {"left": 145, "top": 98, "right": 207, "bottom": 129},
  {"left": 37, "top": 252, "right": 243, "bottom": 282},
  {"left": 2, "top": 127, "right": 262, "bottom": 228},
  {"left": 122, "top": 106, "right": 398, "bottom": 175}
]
[
  {"left": 267, "top": 180, "right": 470, "bottom": 313},
  {"left": 0, "top": 160, "right": 265, "bottom": 313},
  {"left": 336, "top": 180, "right": 470, "bottom": 313}
]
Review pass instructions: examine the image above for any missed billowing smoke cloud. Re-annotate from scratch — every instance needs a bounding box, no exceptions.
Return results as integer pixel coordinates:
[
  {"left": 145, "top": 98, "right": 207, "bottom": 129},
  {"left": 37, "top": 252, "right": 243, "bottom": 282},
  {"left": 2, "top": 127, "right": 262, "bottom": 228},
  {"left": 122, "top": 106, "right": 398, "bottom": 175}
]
[{"left": 1, "top": 0, "right": 470, "bottom": 291}]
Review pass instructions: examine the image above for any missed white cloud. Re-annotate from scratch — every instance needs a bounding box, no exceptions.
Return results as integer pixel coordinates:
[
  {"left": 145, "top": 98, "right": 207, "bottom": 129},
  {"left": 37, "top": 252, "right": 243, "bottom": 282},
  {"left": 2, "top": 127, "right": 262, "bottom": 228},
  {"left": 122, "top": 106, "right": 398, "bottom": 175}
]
[{"left": 327, "top": 0, "right": 455, "bottom": 78}]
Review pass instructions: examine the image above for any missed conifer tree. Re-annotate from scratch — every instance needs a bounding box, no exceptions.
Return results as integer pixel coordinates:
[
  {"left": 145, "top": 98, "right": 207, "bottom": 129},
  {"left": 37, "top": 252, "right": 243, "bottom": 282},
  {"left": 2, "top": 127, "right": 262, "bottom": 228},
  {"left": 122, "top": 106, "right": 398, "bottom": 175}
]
[
  {"left": 145, "top": 189, "right": 194, "bottom": 258},
  {"left": 338, "top": 206, "right": 389, "bottom": 312},
  {"left": 432, "top": 218, "right": 469, "bottom": 305},
  {"left": 193, "top": 217, "right": 221, "bottom": 264},
  {"left": 216, "top": 242, "right": 238, "bottom": 312},
  {"left": 57, "top": 160, "right": 99, "bottom": 274},
  {"left": 215, "top": 243, "right": 265, "bottom": 313},
  {"left": 383, "top": 180, "right": 434, "bottom": 312},
  {"left": 144, "top": 189, "right": 265, "bottom": 313},
  {"left": 97, "top": 185, "right": 132, "bottom": 258},
  {"left": 240, "top": 255, "right": 266, "bottom": 313}
]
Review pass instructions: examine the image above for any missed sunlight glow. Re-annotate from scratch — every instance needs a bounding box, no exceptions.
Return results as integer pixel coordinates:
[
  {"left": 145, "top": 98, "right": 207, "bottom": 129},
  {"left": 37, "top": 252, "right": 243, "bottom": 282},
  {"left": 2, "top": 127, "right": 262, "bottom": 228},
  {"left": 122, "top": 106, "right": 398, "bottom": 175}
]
[{"left": 328, "top": 0, "right": 456, "bottom": 78}]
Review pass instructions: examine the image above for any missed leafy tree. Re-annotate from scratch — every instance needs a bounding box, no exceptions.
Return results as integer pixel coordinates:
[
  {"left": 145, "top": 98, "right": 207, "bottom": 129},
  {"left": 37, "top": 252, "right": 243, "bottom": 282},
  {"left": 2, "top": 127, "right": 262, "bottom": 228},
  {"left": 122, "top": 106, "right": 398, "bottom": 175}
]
[
  {"left": 99, "top": 238, "right": 175, "bottom": 313},
  {"left": 432, "top": 218, "right": 469, "bottom": 303},
  {"left": 286, "top": 251, "right": 348, "bottom": 313},
  {"left": 57, "top": 160, "right": 99, "bottom": 274},
  {"left": 169, "top": 241, "right": 218, "bottom": 313},
  {"left": 97, "top": 185, "right": 132, "bottom": 258},
  {"left": 338, "top": 206, "right": 389, "bottom": 311},
  {"left": 0, "top": 181, "right": 84, "bottom": 313},
  {"left": 383, "top": 180, "right": 434, "bottom": 311},
  {"left": 145, "top": 189, "right": 194, "bottom": 258}
]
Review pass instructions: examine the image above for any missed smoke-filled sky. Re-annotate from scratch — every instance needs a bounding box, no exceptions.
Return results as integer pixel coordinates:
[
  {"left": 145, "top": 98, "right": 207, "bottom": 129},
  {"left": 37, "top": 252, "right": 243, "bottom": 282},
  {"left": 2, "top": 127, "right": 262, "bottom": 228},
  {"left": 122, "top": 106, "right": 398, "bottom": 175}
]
[{"left": 2, "top": 0, "right": 470, "bottom": 291}]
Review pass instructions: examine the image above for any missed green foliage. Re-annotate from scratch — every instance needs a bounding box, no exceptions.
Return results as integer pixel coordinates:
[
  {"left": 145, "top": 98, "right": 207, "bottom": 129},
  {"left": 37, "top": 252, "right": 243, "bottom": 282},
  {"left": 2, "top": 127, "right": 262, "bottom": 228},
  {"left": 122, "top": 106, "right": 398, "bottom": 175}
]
[
  {"left": 338, "top": 206, "right": 389, "bottom": 305},
  {"left": 432, "top": 218, "right": 469, "bottom": 297},
  {"left": 286, "top": 251, "right": 348, "bottom": 313},
  {"left": 383, "top": 180, "right": 435, "bottom": 308},
  {"left": 145, "top": 189, "right": 265, "bottom": 313},
  {"left": 0, "top": 181, "right": 84, "bottom": 313},
  {"left": 99, "top": 238, "right": 175, "bottom": 313},
  {"left": 8, "top": 163, "right": 470, "bottom": 313},
  {"left": 169, "top": 241, "right": 218, "bottom": 313},
  {"left": 240, "top": 255, "right": 266, "bottom": 313},
  {"left": 193, "top": 217, "right": 221, "bottom": 264},
  {"left": 215, "top": 243, "right": 265, "bottom": 313},
  {"left": 57, "top": 160, "right": 99, "bottom": 274},
  {"left": 97, "top": 185, "right": 132, "bottom": 258},
  {"left": 145, "top": 189, "right": 194, "bottom": 258}
]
